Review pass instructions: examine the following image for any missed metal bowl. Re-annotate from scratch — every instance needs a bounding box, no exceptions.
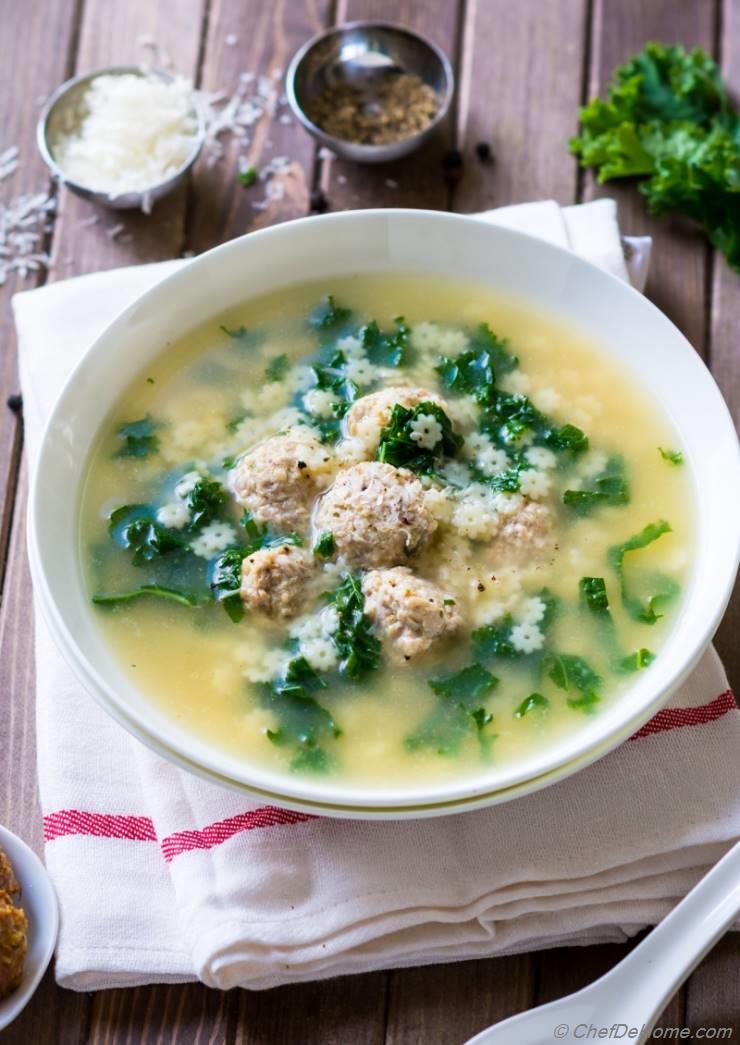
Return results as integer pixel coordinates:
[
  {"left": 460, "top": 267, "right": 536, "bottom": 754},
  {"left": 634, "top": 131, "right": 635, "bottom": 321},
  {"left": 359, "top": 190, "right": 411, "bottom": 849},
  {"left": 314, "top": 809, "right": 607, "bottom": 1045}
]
[
  {"left": 286, "top": 21, "right": 454, "bottom": 164},
  {"left": 36, "top": 65, "right": 205, "bottom": 211}
]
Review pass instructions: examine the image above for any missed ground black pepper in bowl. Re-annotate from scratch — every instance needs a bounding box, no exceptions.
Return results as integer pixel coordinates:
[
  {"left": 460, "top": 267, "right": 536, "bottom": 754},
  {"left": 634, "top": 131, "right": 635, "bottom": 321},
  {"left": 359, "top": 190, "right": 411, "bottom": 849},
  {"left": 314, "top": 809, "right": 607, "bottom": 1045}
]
[{"left": 305, "top": 72, "right": 440, "bottom": 146}]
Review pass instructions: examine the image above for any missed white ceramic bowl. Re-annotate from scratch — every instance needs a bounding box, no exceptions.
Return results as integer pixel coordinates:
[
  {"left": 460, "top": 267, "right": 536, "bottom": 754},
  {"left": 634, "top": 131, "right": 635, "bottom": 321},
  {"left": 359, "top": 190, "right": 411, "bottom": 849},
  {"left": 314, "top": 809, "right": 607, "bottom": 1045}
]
[
  {"left": 29, "top": 210, "right": 740, "bottom": 818},
  {"left": 0, "top": 826, "right": 59, "bottom": 1032}
]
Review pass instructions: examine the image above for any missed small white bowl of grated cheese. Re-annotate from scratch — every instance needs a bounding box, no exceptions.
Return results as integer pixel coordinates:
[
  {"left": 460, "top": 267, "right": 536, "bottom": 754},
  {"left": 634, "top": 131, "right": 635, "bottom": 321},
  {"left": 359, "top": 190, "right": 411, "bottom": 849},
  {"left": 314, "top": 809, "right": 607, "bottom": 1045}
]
[{"left": 36, "top": 65, "right": 205, "bottom": 211}]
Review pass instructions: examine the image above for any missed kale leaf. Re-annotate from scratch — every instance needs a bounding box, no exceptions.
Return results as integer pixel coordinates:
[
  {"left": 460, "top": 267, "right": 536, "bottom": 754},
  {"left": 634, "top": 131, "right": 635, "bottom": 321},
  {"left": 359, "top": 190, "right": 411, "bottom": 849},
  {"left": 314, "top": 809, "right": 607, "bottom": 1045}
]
[
  {"left": 376, "top": 401, "right": 464, "bottom": 474},
  {"left": 608, "top": 519, "right": 679, "bottom": 623},
  {"left": 109, "top": 504, "right": 182, "bottom": 566},
  {"left": 309, "top": 295, "right": 352, "bottom": 333},
  {"left": 183, "top": 476, "right": 227, "bottom": 530},
  {"left": 570, "top": 42, "right": 740, "bottom": 272},
  {"left": 659, "top": 447, "right": 684, "bottom": 465},
  {"left": 325, "top": 573, "right": 381, "bottom": 681},
  {"left": 406, "top": 663, "right": 498, "bottom": 756},
  {"left": 362, "top": 317, "right": 412, "bottom": 367},
  {"left": 513, "top": 692, "right": 550, "bottom": 718},
  {"left": 264, "top": 354, "right": 290, "bottom": 382},
  {"left": 563, "top": 454, "right": 629, "bottom": 515},
  {"left": 617, "top": 648, "right": 656, "bottom": 673},
  {"left": 259, "top": 656, "right": 340, "bottom": 772},
  {"left": 579, "top": 576, "right": 610, "bottom": 615},
  {"left": 313, "top": 531, "right": 336, "bottom": 558},
  {"left": 546, "top": 653, "right": 602, "bottom": 711},
  {"left": 93, "top": 585, "right": 203, "bottom": 608},
  {"left": 114, "top": 416, "right": 160, "bottom": 459},
  {"left": 209, "top": 548, "right": 246, "bottom": 622}
]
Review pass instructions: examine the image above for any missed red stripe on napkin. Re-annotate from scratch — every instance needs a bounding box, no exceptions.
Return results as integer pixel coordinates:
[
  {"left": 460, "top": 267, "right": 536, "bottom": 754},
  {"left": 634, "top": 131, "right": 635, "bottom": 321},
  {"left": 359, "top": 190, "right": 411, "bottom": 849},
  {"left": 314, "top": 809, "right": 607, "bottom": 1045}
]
[
  {"left": 43, "top": 809, "right": 157, "bottom": 842},
  {"left": 160, "top": 807, "right": 315, "bottom": 862},
  {"left": 628, "top": 690, "right": 737, "bottom": 741},
  {"left": 42, "top": 691, "right": 737, "bottom": 853}
]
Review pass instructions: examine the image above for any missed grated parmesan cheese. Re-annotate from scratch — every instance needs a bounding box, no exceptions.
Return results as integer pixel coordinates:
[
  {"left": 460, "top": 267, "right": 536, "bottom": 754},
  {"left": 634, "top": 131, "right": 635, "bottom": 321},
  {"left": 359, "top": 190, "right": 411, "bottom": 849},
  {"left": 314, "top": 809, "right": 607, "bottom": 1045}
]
[{"left": 50, "top": 73, "right": 199, "bottom": 197}]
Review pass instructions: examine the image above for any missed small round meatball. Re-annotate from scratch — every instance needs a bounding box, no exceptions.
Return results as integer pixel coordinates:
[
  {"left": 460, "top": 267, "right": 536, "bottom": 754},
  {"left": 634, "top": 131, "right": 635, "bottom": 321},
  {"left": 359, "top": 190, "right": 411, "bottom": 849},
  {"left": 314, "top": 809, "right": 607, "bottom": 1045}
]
[
  {"left": 363, "top": 567, "right": 463, "bottom": 662},
  {"left": 0, "top": 850, "right": 19, "bottom": 895},
  {"left": 230, "top": 432, "right": 334, "bottom": 532},
  {"left": 0, "top": 890, "right": 27, "bottom": 1000},
  {"left": 240, "top": 544, "right": 314, "bottom": 620},
  {"left": 314, "top": 461, "right": 437, "bottom": 568},
  {"left": 345, "top": 386, "right": 445, "bottom": 440},
  {"left": 492, "top": 498, "right": 554, "bottom": 564}
]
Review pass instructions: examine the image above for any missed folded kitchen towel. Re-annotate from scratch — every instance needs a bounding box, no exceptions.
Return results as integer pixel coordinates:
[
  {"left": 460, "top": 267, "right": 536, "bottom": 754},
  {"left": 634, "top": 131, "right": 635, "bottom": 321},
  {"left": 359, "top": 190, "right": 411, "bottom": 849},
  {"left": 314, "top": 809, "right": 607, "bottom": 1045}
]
[{"left": 12, "top": 199, "right": 738, "bottom": 991}]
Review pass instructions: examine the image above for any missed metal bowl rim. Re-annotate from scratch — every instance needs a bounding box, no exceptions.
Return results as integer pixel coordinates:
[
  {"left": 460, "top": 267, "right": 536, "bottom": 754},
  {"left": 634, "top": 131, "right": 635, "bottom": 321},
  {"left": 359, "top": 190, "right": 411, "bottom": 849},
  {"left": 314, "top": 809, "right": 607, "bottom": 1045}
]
[
  {"left": 35, "top": 63, "right": 206, "bottom": 202},
  {"left": 285, "top": 20, "right": 455, "bottom": 157}
]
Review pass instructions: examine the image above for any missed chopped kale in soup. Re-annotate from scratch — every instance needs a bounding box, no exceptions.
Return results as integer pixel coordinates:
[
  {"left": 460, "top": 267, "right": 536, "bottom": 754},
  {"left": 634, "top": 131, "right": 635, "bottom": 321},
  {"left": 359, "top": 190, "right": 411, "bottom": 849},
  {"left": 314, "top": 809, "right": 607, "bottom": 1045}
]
[{"left": 79, "top": 274, "right": 691, "bottom": 785}]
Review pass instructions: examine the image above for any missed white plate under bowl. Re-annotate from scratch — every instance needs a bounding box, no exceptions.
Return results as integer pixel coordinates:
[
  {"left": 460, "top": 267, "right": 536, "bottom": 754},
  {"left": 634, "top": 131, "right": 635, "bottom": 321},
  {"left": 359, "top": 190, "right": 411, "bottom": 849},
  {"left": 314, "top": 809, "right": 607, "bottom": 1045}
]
[
  {"left": 28, "top": 210, "right": 740, "bottom": 817},
  {"left": 0, "top": 826, "right": 59, "bottom": 1032}
]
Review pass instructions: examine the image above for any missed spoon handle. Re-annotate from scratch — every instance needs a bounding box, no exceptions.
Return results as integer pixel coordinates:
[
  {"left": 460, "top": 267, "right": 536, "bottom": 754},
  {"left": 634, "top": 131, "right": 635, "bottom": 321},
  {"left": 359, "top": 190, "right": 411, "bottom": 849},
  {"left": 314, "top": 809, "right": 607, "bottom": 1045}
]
[{"left": 598, "top": 839, "right": 740, "bottom": 1039}]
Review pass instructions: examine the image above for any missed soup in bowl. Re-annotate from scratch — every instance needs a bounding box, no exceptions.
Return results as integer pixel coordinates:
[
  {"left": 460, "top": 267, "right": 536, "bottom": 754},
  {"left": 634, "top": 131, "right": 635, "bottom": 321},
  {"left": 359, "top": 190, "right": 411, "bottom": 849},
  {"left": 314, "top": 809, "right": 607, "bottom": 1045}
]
[{"left": 29, "top": 211, "right": 740, "bottom": 816}]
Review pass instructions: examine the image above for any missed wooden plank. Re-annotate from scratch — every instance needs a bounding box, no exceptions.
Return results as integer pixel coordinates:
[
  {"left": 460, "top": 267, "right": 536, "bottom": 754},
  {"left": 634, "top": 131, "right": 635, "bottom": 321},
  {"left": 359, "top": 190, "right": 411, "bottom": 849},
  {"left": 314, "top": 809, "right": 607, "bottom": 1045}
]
[
  {"left": 325, "top": 0, "right": 461, "bottom": 211},
  {"left": 686, "top": 935, "right": 740, "bottom": 1037},
  {"left": 87, "top": 983, "right": 233, "bottom": 1045},
  {"left": 0, "top": 0, "right": 81, "bottom": 576},
  {"left": 235, "top": 973, "right": 387, "bottom": 1044},
  {"left": 454, "top": 0, "right": 589, "bottom": 211},
  {"left": 384, "top": 957, "right": 531, "bottom": 1045},
  {"left": 186, "top": 0, "right": 330, "bottom": 253},
  {"left": 710, "top": 0, "right": 740, "bottom": 689},
  {"left": 534, "top": 938, "right": 685, "bottom": 1033},
  {"left": 583, "top": 0, "right": 717, "bottom": 355}
]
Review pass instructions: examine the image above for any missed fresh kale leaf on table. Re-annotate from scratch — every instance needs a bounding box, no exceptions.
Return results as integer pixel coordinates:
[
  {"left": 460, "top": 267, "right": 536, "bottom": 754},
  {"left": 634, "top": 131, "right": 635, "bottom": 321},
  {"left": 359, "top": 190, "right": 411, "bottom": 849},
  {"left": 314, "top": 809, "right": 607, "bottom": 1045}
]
[{"left": 570, "top": 42, "right": 740, "bottom": 272}]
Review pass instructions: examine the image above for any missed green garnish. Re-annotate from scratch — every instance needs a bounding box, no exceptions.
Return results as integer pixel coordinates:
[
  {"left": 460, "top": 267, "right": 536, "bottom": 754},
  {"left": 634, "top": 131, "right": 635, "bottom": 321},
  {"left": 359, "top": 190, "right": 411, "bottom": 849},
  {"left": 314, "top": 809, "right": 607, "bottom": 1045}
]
[
  {"left": 376, "top": 401, "right": 463, "bottom": 475},
  {"left": 109, "top": 504, "right": 182, "bottom": 565},
  {"left": 546, "top": 653, "right": 602, "bottom": 711},
  {"left": 514, "top": 693, "right": 549, "bottom": 719},
  {"left": 209, "top": 548, "right": 246, "bottom": 623},
  {"left": 220, "top": 324, "right": 248, "bottom": 340},
  {"left": 563, "top": 455, "right": 630, "bottom": 516},
  {"left": 222, "top": 455, "right": 237, "bottom": 470},
  {"left": 93, "top": 585, "right": 202, "bottom": 608},
  {"left": 579, "top": 576, "right": 610, "bottom": 615},
  {"left": 443, "top": 598, "right": 456, "bottom": 606},
  {"left": 361, "top": 317, "right": 412, "bottom": 367},
  {"left": 429, "top": 663, "right": 499, "bottom": 703},
  {"left": 405, "top": 664, "right": 498, "bottom": 756},
  {"left": 313, "top": 531, "right": 336, "bottom": 558},
  {"left": 436, "top": 324, "right": 517, "bottom": 399},
  {"left": 237, "top": 165, "right": 257, "bottom": 187},
  {"left": 659, "top": 447, "right": 684, "bottom": 465},
  {"left": 114, "top": 416, "right": 160, "bottom": 459},
  {"left": 325, "top": 573, "right": 381, "bottom": 681},
  {"left": 240, "top": 511, "right": 303, "bottom": 552},
  {"left": 264, "top": 354, "right": 290, "bottom": 382},
  {"left": 608, "top": 519, "right": 679, "bottom": 623},
  {"left": 309, "top": 295, "right": 352, "bottom": 332},
  {"left": 303, "top": 349, "right": 359, "bottom": 443},
  {"left": 570, "top": 42, "right": 740, "bottom": 273},
  {"left": 260, "top": 656, "right": 340, "bottom": 772},
  {"left": 182, "top": 476, "right": 227, "bottom": 530},
  {"left": 146, "top": 377, "right": 155, "bottom": 385},
  {"left": 617, "top": 648, "right": 656, "bottom": 673}
]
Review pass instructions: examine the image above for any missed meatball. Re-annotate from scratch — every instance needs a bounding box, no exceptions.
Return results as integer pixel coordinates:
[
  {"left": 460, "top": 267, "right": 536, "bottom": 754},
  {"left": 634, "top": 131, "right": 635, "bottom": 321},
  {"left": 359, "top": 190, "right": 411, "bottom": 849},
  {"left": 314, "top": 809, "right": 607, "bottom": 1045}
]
[
  {"left": 0, "top": 850, "right": 19, "bottom": 895},
  {"left": 363, "top": 567, "right": 463, "bottom": 661},
  {"left": 345, "top": 386, "right": 445, "bottom": 440},
  {"left": 241, "top": 544, "right": 314, "bottom": 620},
  {"left": 0, "top": 890, "right": 27, "bottom": 1000},
  {"left": 492, "top": 498, "right": 554, "bottom": 564},
  {"left": 314, "top": 461, "right": 437, "bottom": 569},
  {"left": 230, "top": 432, "right": 334, "bottom": 532}
]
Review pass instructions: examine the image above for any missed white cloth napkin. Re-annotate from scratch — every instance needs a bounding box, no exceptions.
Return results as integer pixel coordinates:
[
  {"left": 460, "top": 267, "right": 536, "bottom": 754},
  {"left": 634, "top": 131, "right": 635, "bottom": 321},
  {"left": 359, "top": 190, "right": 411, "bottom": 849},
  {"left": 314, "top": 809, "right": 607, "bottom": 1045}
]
[{"left": 13, "top": 199, "right": 738, "bottom": 991}]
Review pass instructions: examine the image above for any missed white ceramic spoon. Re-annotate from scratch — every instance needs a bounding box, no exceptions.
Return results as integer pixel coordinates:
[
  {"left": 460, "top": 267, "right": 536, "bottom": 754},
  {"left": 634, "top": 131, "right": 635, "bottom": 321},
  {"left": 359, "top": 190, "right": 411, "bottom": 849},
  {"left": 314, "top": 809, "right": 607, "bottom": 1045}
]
[{"left": 466, "top": 839, "right": 740, "bottom": 1045}]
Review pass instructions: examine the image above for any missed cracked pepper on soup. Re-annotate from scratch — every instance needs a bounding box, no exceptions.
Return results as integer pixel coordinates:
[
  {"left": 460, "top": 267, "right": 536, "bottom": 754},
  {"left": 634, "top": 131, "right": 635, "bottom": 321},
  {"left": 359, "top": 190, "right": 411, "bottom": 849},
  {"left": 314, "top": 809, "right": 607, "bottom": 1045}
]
[{"left": 80, "top": 273, "right": 691, "bottom": 784}]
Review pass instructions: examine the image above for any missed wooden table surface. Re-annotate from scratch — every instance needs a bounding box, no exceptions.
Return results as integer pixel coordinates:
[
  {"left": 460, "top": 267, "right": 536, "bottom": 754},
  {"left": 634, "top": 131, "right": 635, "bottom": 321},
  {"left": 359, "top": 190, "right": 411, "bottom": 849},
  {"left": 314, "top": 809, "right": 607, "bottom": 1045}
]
[{"left": 1, "top": 0, "right": 738, "bottom": 1041}]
